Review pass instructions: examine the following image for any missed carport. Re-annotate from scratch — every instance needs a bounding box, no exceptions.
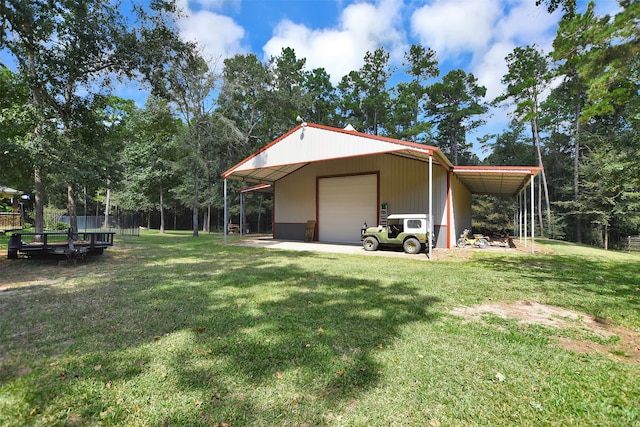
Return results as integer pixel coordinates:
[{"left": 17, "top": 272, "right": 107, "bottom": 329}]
[
  {"left": 222, "top": 123, "right": 542, "bottom": 256},
  {"left": 453, "top": 166, "right": 542, "bottom": 254}
]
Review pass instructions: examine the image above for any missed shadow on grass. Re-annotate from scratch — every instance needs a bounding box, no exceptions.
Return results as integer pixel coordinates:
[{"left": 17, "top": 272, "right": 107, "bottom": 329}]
[{"left": 0, "top": 235, "right": 440, "bottom": 425}]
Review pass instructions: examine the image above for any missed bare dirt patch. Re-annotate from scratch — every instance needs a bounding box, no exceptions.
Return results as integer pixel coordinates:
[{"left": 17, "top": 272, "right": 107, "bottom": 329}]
[{"left": 452, "top": 300, "right": 640, "bottom": 364}]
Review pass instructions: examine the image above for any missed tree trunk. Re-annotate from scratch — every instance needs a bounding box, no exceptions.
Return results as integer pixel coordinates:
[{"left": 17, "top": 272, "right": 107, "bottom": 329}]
[
  {"left": 205, "top": 204, "right": 211, "bottom": 233},
  {"left": 34, "top": 168, "right": 44, "bottom": 235},
  {"left": 103, "top": 186, "right": 111, "bottom": 229},
  {"left": 531, "top": 118, "right": 551, "bottom": 237},
  {"left": 159, "top": 183, "right": 165, "bottom": 234},
  {"left": 192, "top": 164, "right": 199, "bottom": 237},
  {"left": 574, "top": 103, "right": 582, "bottom": 243},
  {"left": 28, "top": 39, "right": 45, "bottom": 235},
  {"left": 67, "top": 184, "right": 78, "bottom": 234},
  {"left": 604, "top": 223, "right": 609, "bottom": 250}
]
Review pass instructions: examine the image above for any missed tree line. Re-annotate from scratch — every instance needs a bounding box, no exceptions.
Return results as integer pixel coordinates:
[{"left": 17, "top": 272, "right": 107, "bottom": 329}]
[{"left": 1, "top": 0, "right": 638, "bottom": 248}]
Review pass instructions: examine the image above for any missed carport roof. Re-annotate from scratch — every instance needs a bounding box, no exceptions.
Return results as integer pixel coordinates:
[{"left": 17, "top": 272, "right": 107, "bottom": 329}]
[
  {"left": 222, "top": 123, "right": 540, "bottom": 197},
  {"left": 454, "top": 166, "right": 542, "bottom": 197}
]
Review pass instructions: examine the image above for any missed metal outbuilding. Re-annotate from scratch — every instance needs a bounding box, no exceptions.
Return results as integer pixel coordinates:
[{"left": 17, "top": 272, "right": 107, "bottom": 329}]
[{"left": 222, "top": 123, "right": 541, "bottom": 256}]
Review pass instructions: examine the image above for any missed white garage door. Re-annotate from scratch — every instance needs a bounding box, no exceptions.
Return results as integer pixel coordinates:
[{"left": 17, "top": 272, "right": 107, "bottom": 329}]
[{"left": 318, "top": 174, "right": 377, "bottom": 243}]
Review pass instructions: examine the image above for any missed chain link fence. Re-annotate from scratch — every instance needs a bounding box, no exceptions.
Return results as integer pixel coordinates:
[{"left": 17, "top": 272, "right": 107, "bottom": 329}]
[{"left": 39, "top": 208, "right": 140, "bottom": 237}]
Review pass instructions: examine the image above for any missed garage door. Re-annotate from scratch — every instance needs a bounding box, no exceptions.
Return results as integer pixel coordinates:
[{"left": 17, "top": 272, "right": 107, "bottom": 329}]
[{"left": 318, "top": 174, "right": 377, "bottom": 243}]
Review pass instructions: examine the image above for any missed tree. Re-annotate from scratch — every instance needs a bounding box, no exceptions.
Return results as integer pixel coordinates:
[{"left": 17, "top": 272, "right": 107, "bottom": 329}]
[
  {"left": 495, "top": 45, "right": 552, "bottom": 236},
  {"left": 575, "top": 139, "right": 640, "bottom": 249},
  {"left": 337, "top": 48, "right": 394, "bottom": 135},
  {"left": 164, "top": 50, "right": 220, "bottom": 237},
  {"left": 0, "top": 0, "right": 184, "bottom": 233},
  {"left": 359, "top": 48, "right": 394, "bottom": 135},
  {"left": 264, "top": 47, "right": 310, "bottom": 139},
  {"left": 303, "top": 67, "right": 337, "bottom": 126},
  {"left": 548, "top": 0, "right": 639, "bottom": 241},
  {"left": 535, "top": 0, "right": 576, "bottom": 16},
  {"left": 388, "top": 44, "right": 439, "bottom": 142},
  {"left": 218, "top": 53, "right": 271, "bottom": 160},
  {"left": 564, "top": 1, "right": 639, "bottom": 122},
  {"left": 541, "top": 74, "right": 587, "bottom": 241},
  {"left": 336, "top": 70, "right": 366, "bottom": 131},
  {"left": 119, "top": 96, "right": 180, "bottom": 233},
  {"left": 0, "top": 65, "right": 33, "bottom": 191},
  {"left": 426, "top": 69, "right": 487, "bottom": 165},
  {"left": 480, "top": 121, "right": 537, "bottom": 166}
]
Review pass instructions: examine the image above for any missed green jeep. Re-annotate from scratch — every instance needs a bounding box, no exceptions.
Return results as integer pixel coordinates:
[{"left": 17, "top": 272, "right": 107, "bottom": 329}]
[{"left": 360, "top": 214, "right": 430, "bottom": 254}]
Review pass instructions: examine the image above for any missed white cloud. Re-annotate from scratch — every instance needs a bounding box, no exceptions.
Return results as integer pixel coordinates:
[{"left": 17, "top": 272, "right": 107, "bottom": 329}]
[
  {"left": 495, "top": 1, "right": 559, "bottom": 50},
  {"left": 176, "top": 2, "right": 247, "bottom": 61},
  {"left": 410, "top": 0, "right": 502, "bottom": 57},
  {"left": 262, "top": 0, "right": 406, "bottom": 83},
  {"left": 473, "top": 40, "right": 514, "bottom": 102}
]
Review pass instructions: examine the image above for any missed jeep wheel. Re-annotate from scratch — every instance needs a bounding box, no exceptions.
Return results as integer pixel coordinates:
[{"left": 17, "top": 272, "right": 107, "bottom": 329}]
[
  {"left": 403, "top": 237, "right": 421, "bottom": 254},
  {"left": 363, "top": 237, "right": 379, "bottom": 251},
  {"left": 456, "top": 238, "right": 466, "bottom": 248}
]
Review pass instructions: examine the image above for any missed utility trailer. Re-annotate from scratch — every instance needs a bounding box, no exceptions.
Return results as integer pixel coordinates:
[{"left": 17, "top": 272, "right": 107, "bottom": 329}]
[{"left": 8, "top": 229, "right": 115, "bottom": 260}]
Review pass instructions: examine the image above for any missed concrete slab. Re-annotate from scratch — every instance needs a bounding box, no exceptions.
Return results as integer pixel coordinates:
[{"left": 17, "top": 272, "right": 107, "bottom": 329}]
[{"left": 229, "top": 236, "right": 432, "bottom": 260}]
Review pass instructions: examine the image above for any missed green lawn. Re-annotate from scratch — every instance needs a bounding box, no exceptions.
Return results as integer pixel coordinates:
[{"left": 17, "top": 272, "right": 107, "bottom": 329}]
[{"left": 1, "top": 232, "right": 638, "bottom": 426}]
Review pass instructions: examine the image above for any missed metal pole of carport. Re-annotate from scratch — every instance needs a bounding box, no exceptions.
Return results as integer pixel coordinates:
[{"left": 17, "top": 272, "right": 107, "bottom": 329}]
[
  {"left": 428, "top": 154, "right": 433, "bottom": 260},
  {"left": 239, "top": 190, "right": 244, "bottom": 237},
  {"left": 531, "top": 173, "right": 535, "bottom": 254},
  {"left": 524, "top": 182, "right": 527, "bottom": 249},
  {"left": 223, "top": 178, "right": 228, "bottom": 244}
]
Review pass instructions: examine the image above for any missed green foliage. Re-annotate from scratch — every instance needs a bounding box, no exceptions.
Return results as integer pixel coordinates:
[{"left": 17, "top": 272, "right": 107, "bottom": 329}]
[
  {"left": 553, "top": 1, "right": 640, "bottom": 123},
  {"left": 427, "top": 69, "right": 488, "bottom": 165},
  {"left": 337, "top": 48, "right": 394, "bottom": 135},
  {"left": 0, "top": 66, "right": 33, "bottom": 190}
]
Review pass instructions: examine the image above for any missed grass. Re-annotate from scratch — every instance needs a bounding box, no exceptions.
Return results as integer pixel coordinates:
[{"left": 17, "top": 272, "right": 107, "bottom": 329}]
[{"left": 0, "top": 231, "right": 638, "bottom": 426}]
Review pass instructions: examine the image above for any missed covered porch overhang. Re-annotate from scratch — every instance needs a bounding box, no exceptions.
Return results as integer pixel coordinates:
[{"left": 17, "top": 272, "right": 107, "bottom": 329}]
[{"left": 453, "top": 166, "right": 543, "bottom": 254}]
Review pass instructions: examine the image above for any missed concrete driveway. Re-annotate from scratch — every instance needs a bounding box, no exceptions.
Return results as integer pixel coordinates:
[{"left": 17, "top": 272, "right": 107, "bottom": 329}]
[
  {"left": 229, "top": 235, "right": 434, "bottom": 260},
  {"left": 228, "top": 235, "right": 525, "bottom": 260}
]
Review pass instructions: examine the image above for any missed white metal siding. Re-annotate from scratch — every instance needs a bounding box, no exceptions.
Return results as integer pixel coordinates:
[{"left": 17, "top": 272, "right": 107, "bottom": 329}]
[
  {"left": 318, "top": 175, "right": 377, "bottom": 243},
  {"left": 274, "top": 172, "right": 316, "bottom": 223},
  {"left": 274, "top": 153, "right": 451, "bottom": 247}
]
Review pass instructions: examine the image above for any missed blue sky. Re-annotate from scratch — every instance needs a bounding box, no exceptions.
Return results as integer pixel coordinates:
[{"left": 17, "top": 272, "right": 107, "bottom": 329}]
[
  {"left": 169, "top": 0, "right": 621, "bottom": 152},
  {"left": 2, "top": 0, "right": 621, "bottom": 152}
]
